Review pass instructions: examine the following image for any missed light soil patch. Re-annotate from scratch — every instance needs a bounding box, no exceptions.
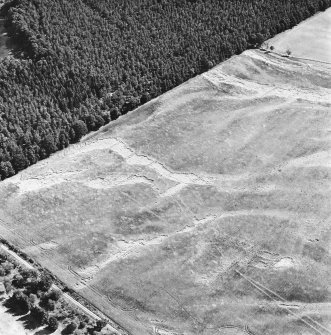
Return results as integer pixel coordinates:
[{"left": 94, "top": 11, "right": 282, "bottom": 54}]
[
  {"left": 107, "top": 137, "right": 212, "bottom": 185},
  {"left": 84, "top": 174, "right": 156, "bottom": 191},
  {"left": 274, "top": 257, "right": 296, "bottom": 269},
  {"left": 39, "top": 240, "right": 59, "bottom": 250}
]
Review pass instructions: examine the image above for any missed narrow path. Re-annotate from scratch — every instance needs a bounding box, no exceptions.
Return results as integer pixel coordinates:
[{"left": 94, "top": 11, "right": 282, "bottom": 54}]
[{"left": 105, "top": 137, "right": 212, "bottom": 186}]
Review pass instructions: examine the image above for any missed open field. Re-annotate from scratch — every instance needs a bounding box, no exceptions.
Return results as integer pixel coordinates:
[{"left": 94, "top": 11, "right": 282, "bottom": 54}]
[
  {"left": 0, "top": 9, "right": 330, "bottom": 335},
  {"left": 0, "top": 304, "right": 28, "bottom": 335}
]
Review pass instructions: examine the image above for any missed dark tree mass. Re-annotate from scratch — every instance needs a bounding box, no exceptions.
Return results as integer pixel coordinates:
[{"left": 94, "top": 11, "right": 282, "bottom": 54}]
[{"left": 0, "top": 0, "right": 330, "bottom": 179}]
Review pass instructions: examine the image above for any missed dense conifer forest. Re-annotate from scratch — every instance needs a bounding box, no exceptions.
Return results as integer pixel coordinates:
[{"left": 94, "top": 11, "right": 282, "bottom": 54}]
[{"left": 0, "top": 0, "right": 330, "bottom": 180}]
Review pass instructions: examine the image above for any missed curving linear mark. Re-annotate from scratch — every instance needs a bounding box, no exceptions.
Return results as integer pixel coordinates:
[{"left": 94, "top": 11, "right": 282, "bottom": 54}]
[
  {"left": 75, "top": 209, "right": 291, "bottom": 282},
  {"left": 106, "top": 137, "right": 212, "bottom": 186}
]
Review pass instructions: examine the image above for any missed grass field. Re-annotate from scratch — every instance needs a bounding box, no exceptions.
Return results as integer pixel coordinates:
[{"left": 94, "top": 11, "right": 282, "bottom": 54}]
[
  {"left": 0, "top": 8, "right": 330, "bottom": 335},
  {"left": 0, "top": 304, "right": 27, "bottom": 335}
]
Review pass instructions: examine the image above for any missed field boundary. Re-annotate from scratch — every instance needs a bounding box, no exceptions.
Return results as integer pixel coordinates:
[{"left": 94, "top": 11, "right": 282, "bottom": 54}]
[{"left": 259, "top": 48, "right": 331, "bottom": 67}]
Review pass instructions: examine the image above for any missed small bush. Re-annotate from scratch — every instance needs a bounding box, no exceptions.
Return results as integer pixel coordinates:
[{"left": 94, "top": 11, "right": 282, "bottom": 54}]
[
  {"left": 0, "top": 265, "right": 5, "bottom": 277},
  {"left": 2, "top": 262, "right": 13, "bottom": 275},
  {"left": 46, "top": 299, "right": 56, "bottom": 311},
  {"left": 95, "top": 319, "right": 107, "bottom": 331},
  {"left": 64, "top": 321, "right": 78, "bottom": 334},
  {"left": 28, "top": 293, "right": 37, "bottom": 305},
  {"left": 48, "top": 288, "right": 62, "bottom": 301},
  {"left": 4, "top": 280, "right": 12, "bottom": 294},
  {"left": 12, "top": 274, "right": 25, "bottom": 288},
  {"left": 78, "top": 321, "right": 86, "bottom": 329},
  {"left": 47, "top": 316, "right": 59, "bottom": 331},
  {"left": 0, "top": 252, "right": 8, "bottom": 263},
  {"left": 38, "top": 274, "right": 53, "bottom": 292}
]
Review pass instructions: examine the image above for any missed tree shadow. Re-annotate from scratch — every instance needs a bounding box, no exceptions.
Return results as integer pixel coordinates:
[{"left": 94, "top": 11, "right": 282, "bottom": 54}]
[
  {"left": 35, "top": 327, "right": 55, "bottom": 335},
  {"left": 3, "top": 302, "right": 53, "bottom": 334},
  {"left": 61, "top": 328, "right": 70, "bottom": 335},
  {"left": 61, "top": 326, "right": 76, "bottom": 335},
  {"left": 17, "top": 313, "right": 41, "bottom": 331},
  {"left": 0, "top": 2, "right": 11, "bottom": 16},
  {"left": 0, "top": 11, "right": 24, "bottom": 59},
  {"left": 2, "top": 299, "right": 42, "bottom": 332},
  {"left": 3, "top": 297, "right": 29, "bottom": 316}
]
